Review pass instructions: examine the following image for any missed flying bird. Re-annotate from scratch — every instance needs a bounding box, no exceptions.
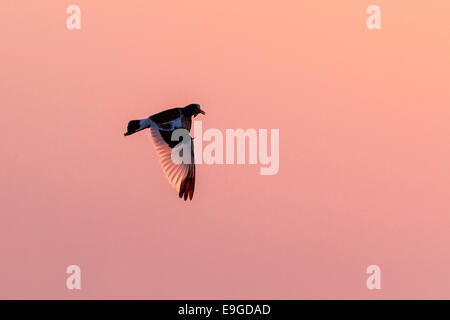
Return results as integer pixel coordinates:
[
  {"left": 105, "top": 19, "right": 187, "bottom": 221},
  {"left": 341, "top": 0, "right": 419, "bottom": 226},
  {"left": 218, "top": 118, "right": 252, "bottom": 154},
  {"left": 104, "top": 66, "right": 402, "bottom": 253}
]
[{"left": 124, "top": 104, "right": 206, "bottom": 200}]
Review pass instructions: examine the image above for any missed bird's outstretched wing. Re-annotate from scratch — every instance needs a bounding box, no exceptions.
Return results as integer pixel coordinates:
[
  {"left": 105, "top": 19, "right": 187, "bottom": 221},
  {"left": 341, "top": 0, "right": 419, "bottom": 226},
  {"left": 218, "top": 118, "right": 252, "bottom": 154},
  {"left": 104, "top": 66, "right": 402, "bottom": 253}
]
[{"left": 149, "top": 123, "right": 195, "bottom": 200}]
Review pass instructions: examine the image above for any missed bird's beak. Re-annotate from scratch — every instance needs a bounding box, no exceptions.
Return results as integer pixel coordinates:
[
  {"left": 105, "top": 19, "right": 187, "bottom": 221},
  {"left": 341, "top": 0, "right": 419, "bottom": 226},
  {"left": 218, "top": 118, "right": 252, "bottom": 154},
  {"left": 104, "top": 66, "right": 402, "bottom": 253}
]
[{"left": 195, "top": 109, "right": 205, "bottom": 117}]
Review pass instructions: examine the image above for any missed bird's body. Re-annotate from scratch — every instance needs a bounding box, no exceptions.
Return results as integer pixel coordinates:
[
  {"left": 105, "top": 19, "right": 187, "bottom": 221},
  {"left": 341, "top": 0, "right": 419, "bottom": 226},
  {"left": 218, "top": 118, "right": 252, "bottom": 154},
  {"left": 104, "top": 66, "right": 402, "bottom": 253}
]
[{"left": 124, "top": 104, "right": 205, "bottom": 200}]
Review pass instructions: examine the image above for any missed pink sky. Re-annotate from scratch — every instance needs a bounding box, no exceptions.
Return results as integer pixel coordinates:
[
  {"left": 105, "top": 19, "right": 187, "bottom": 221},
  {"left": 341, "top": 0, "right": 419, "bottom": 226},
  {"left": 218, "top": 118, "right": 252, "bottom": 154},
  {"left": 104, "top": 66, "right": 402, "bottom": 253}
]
[{"left": 1, "top": 0, "right": 449, "bottom": 299}]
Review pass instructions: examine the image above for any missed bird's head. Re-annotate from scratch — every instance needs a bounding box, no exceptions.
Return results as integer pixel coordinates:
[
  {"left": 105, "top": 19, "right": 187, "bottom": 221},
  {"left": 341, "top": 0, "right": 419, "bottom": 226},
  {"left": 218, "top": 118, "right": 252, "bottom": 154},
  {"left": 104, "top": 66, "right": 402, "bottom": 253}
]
[{"left": 184, "top": 104, "right": 206, "bottom": 118}]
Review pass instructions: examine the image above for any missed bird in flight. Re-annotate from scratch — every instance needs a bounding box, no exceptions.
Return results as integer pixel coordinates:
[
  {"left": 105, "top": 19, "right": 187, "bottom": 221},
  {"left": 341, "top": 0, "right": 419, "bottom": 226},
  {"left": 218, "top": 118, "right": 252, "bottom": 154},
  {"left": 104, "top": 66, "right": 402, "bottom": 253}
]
[{"left": 124, "top": 104, "right": 206, "bottom": 200}]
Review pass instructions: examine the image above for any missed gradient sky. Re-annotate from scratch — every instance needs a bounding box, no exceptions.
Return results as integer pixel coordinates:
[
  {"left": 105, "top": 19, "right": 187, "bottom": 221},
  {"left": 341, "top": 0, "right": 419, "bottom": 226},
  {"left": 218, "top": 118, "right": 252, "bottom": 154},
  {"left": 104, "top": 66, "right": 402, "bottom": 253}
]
[{"left": 1, "top": 0, "right": 449, "bottom": 299}]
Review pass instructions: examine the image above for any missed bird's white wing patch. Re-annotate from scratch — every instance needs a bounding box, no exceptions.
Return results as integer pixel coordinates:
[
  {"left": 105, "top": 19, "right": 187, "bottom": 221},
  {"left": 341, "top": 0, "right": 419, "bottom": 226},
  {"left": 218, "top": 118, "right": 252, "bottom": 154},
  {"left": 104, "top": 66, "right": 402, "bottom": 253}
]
[{"left": 149, "top": 124, "right": 196, "bottom": 200}]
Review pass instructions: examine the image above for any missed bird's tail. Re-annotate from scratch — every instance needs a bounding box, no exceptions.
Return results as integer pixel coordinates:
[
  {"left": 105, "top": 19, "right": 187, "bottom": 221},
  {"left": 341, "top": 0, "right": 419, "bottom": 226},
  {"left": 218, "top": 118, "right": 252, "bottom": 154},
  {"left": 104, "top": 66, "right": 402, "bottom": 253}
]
[{"left": 124, "top": 118, "right": 151, "bottom": 136}]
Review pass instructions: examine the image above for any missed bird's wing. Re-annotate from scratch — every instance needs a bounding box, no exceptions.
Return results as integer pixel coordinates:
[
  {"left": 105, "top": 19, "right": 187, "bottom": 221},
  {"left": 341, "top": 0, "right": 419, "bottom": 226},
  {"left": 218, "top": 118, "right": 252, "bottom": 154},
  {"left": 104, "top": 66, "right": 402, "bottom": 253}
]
[
  {"left": 150, "top": 108, "right": 192, "bottom": 131},
  {"left": 149, "top": 123, "right": 196, "bottom": 200}
]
